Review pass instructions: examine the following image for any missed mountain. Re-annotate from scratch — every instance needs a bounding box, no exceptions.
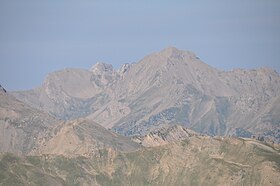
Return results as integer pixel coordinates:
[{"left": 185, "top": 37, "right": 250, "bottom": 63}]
[
  {"left": 12, "top": 68, "right": 102, "bottom": 120},
  {"left": 0, "top": 90, "right": 139, "bottom": 156},
  {"left": 1, "top": 134, "right": 279, "bottom": 185},
  {"left": 0, "top": 88, "right": 58, "bottom": 155},
  {"left": 37, "top": 118, "right": 140, "bottom": 157},
  {"left": 1, "top": 82, "right": 280, "bottom": 185},
  {"left": 12, "top": 47, "right": 280, "bottom": 142}
]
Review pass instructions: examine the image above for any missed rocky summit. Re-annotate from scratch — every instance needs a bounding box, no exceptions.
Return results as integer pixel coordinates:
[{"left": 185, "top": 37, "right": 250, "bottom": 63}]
[{"left": 1, "top": 47, "right": 280, "bottom": 185}]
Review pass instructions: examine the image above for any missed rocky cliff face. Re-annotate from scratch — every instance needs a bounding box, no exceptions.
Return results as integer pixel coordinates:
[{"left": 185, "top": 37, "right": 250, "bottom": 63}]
[{"left": 12, "top": 47, "right": 280, "bottom": 142}]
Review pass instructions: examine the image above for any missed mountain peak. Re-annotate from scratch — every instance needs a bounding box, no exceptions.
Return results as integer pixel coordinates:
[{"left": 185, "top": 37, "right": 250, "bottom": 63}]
[
  {"left": 137, "top": 47, "right": 198, "bottom": 68},
  {"left": 158, "top": 47, "right": 197, "bottom": 59},
  {"left": 118, "top": 63, "right": 131, "bottom": 76},
  {"left": 161, "top": 46, "right": 179, "bottom": 52},
  {"left": 159, "top": 46, "right": 181, "bottom": 57},
  {"left": 90, "top": 62, "right": 114, "bottom": 75}
]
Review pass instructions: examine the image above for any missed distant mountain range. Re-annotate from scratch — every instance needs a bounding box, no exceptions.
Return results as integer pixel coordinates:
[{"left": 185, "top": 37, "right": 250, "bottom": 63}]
[
  {"left": 1, "top": 47, "right": 280, "bottom": 185},
  {"left": 12, "top": 47, "right": 280, "bottom": 142}
]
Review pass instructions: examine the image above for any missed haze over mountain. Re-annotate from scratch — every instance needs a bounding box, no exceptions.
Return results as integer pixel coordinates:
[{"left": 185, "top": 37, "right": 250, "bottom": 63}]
[{"left": 13, "top": 47, "right": 280, "bottom": 143}]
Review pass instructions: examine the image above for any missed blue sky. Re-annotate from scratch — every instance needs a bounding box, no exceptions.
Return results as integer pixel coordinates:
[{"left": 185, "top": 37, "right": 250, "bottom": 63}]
[{"left": 0, "top": 0, "right": 280, "bottom": 91}]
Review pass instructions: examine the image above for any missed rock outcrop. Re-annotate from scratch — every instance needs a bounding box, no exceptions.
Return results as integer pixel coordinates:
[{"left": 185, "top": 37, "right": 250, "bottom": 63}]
[{"left": 132, "top": 125, "right": 197, "bottom": 147}]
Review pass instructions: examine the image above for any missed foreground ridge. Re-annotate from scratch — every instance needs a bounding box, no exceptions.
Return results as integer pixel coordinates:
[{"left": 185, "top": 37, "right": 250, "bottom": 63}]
[{"left": 0, "top": 135, "right": 279, "bottom": 185}]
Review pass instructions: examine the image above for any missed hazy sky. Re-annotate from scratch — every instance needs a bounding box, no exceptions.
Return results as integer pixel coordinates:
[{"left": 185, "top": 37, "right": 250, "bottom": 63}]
[{"left": 0, "top": 0, "right": 280, "bottom": 91}]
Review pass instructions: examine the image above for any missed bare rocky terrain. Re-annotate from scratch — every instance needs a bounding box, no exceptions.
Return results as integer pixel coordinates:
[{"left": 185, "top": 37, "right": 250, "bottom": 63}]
[
  {"left": 0, "top": 89, "right": 140, "bottom": 157},
  {"left": 1, "top": 47, "right": 280, "bottom": 185},
  {"left": 0, "top": 87, "right": 58, "bottom": 155},
  {"left": 13, "top": 47, "right": 280, "bottom": 142},
  {"left": 0, "top": 90, "right": 280, "bottom": 185},
  {"left": 38, "top": 118, "right": 140, "bottom": 157}
]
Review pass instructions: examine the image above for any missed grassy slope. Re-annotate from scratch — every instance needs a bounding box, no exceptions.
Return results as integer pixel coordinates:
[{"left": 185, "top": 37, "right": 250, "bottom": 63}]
[{"left": 0, "top": 137, "right": 279, "bottom": 186}]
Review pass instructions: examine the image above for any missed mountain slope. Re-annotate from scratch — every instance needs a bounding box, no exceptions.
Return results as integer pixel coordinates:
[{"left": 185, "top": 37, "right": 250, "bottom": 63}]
[
  {"left": 1, "top": 136, "right": 279, "bottom": 186},
  {"left": 12, "top": 68, "right": 107, "bottom": 120},
  {"left": 1, "top": 87, "right": 280, "bottom": 185},
  {"left": 38, "top": 118, "right": 141, "bottom": 157},
  {"left": 0, "top": 89, "right": 58, "bottom": 155},
  {"left": 0, "top": 89, "right": 140, "bottom": 157},
  {"left": 12, "top": 47, "right": 280, "bottom": 142}
]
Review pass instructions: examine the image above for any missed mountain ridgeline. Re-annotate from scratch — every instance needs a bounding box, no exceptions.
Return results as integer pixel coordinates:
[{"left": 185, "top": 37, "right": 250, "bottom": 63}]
[
  {"left": 1, "top": 47, "right": 280, "bottom": 185},
  {"left": 12, "top": 47, "right": 280, "bottom": 142}
]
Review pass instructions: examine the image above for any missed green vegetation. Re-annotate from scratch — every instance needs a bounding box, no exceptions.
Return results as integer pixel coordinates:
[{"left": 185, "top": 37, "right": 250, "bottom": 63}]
[{"left": 1, "top": 137, "right": 280, "bottom": 186}]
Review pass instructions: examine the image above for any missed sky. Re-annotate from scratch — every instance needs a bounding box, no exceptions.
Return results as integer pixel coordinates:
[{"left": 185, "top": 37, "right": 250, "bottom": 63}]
[{"left": 0, "top": 0, "right": 280, "bottom": 91}]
